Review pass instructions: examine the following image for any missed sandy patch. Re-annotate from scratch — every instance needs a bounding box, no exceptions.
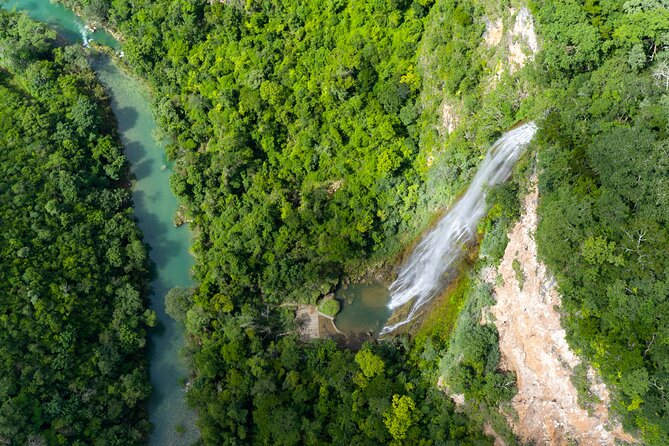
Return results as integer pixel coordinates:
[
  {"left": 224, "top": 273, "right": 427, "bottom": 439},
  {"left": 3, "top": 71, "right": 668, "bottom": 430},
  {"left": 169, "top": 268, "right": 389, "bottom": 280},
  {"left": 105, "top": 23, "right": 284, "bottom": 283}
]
[
  {"left": 490, "top": 178, "right": 634, "bottom": 445},
  {"left": 295, "top": 304, "right": 343, "bottom": 341},
  {"left": 296, "top": 305, "right": 320, "bottom": 340}
]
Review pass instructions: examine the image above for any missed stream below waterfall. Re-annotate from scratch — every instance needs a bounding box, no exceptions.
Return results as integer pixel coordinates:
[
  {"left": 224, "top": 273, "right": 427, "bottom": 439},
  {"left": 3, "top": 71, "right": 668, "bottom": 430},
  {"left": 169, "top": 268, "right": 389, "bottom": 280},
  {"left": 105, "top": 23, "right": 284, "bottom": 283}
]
[{"left": 2, "top": 1, "right": 199, "bottom": 444}]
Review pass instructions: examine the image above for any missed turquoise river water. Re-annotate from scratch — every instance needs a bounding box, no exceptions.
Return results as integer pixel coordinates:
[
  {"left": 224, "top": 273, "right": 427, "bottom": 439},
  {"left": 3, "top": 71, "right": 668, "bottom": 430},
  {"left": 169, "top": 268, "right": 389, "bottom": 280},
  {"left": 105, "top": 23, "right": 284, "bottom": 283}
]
[{"left": 3, "top": 1, "right": 199, "bottom": 444}]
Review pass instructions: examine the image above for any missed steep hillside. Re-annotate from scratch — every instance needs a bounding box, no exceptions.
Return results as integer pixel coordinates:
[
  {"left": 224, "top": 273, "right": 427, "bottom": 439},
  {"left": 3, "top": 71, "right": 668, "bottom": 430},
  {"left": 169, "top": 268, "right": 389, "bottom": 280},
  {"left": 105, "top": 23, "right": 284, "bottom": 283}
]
[
  {"left": 438, "top": 2, "right": 668, "bottom": 444},
  {"left": 492, "top": 180, "right": 633, "bottom": 445},
  {"left": 532, "top": 1, "right": 669, "bottom": 443}
]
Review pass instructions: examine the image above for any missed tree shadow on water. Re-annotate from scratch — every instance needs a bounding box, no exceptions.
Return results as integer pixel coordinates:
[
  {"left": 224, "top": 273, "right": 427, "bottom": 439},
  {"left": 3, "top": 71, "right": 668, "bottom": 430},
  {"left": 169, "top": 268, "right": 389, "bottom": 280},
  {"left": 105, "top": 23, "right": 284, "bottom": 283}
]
[
  {"left": 131, "top": 188, "right": 185, "bottom": 408},
  {"left": 114, "top": 105, "right": 139, "bottom": 133},
  {"left": 131, "top": 189, "right": 173, "bottom": 272},
  {"left": 131, "top": 156, "right": 154, "bottom": 182},
  {"left": 122, "top": 139, "right": 148, "bottom": 164}
]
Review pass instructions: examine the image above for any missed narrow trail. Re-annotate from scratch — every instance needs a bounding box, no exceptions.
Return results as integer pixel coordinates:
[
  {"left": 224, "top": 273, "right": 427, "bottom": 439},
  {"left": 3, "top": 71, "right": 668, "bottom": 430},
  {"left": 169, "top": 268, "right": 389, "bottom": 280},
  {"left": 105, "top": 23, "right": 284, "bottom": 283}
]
[{"left": 490, "top": 179, "right": 634, "bottom": 445}]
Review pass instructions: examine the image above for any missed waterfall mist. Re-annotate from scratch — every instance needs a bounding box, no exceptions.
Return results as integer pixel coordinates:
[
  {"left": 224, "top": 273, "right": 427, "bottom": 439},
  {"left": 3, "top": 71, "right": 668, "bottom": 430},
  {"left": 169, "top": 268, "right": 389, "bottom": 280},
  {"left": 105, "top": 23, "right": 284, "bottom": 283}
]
[{"left": 381, "top": 122, "right": 537, "bottom": 334}]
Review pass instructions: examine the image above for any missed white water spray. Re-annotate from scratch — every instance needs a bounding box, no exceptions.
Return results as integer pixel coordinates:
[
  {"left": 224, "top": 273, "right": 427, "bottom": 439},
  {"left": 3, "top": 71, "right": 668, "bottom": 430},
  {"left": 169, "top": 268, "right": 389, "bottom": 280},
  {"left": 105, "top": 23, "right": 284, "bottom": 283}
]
[
  {"left": 381, "top": 122, "right": 537, "bottom": 334},
  {"left": 79, "top": 24, "right": 90, "bottom": 47}
]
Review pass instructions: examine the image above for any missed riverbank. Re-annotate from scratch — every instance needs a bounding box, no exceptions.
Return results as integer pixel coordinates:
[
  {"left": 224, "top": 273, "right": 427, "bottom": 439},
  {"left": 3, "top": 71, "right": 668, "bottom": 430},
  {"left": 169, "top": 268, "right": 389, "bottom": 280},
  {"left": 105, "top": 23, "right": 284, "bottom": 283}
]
[
  {"left": 0, "top": 9, "right": 155, "bottom": 442},
  {"left": 53, "top": 0, "right": 127, "bottom": 43},
  {"left": 2, "top": 2, "right": 200, "bottom": 443},
  {"left": 92, "top": 56, "right": 200, "bottom": 445}
]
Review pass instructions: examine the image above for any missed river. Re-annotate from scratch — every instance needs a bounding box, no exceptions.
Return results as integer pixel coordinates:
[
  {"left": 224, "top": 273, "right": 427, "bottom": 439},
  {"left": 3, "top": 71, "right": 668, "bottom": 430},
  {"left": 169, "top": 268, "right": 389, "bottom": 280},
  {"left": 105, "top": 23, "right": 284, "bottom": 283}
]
[{"left": 2, "top": 1, "right": 199, "bottom": 444}]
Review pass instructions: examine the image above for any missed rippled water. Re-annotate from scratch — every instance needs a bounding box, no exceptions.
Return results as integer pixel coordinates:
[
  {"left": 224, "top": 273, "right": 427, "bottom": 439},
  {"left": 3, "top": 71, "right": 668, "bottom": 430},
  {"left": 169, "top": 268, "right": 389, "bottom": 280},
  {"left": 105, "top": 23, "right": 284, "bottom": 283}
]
[{"left": 335, "top": 283, "right": 391, "bottom": 336}]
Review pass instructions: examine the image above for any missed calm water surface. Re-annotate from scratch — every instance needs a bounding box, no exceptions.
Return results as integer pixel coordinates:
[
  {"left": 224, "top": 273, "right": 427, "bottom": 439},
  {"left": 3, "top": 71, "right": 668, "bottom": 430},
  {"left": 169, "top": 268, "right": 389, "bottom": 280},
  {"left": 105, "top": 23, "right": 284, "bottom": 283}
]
[
  {"left": 2, "top": 1, "right": 198, "bottom": 444},
  {"left": 335, "top": 283, "right": 391, "bottom": 336}
]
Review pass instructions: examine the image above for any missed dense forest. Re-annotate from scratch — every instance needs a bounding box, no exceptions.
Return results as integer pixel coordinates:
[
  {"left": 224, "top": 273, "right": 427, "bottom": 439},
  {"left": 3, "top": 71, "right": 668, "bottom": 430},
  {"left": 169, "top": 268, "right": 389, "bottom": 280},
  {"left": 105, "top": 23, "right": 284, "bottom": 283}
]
[
  {"left": 0, "top": 10, "right": 153, "bottom": 445},
  {"left": 3, "top": 0, "right": 669, "bottom": 444},
  {"left": 55, "top": 0, "right": 523, "bottom": 443},
  {"left": 55, "top": 0, "right": 669, "bottom": 444},
  {"left": 530, "top": 1, "right": 669, "bottom": 443}
]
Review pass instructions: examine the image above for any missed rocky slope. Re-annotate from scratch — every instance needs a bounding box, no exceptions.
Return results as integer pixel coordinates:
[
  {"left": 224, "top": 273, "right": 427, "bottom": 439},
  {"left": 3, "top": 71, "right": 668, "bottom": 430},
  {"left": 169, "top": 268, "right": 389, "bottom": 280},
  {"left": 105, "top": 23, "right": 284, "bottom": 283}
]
[{"left": 489, "top": 179, "right": 634, "bottom": 445}]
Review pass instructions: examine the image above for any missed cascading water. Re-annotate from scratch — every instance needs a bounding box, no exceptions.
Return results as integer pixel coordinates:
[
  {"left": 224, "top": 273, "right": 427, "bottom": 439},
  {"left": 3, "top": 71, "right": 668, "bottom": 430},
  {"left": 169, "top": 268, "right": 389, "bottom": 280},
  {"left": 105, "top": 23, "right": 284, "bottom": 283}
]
[
  {"left": 381, "top": 122, "right": 537, "bottom": 334},
  {"left": 78, "top": 24, "right": 90, "bottom": 47}
]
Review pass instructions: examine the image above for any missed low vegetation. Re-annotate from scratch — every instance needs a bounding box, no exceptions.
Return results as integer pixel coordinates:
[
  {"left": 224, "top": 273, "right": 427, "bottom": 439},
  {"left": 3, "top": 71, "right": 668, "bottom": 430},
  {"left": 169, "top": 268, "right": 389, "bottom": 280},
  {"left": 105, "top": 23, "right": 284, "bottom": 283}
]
[
  {"left": 317, "top": 298, "right": 340, "bottom": 318},
  {"left": 571, "top": 362, "right": 602, "bottom": 413},
  {"left": 511, "top": 258, "right": 525, "bottom": 290}
]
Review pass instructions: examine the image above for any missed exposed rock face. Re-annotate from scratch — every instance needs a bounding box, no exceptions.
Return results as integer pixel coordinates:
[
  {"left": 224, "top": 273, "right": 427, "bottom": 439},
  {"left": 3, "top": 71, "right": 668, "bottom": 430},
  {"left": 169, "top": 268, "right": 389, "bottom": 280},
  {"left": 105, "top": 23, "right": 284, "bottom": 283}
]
[
  {"left": 440, "top": 101, "right": 460, "bottom": 135},
  {"left": 484, "top": 424, "right": 508, "bottom": 446},
  {"left": 483, "top": 7, "right": 539, "bottom": 74},
  {"left": 512, "top": 7, "right": 538, "bottom": 54},
  {"left": 327, "top": 179, "right": 344, "bottom": 195},
  {"left": 506, "top": 41, "right": 527, "bottom": 70},
  {"left": 483, "top": 18, "right": 504, "bottom": 47},
  {"left": 506, "top": 9, "right": 536, "bottom": 70},
  {"left": 436, "top": 6, "right": 539, "bottom": 140},
  {"left": 490, "top": 179, "right": 634, "bottom": 446}
]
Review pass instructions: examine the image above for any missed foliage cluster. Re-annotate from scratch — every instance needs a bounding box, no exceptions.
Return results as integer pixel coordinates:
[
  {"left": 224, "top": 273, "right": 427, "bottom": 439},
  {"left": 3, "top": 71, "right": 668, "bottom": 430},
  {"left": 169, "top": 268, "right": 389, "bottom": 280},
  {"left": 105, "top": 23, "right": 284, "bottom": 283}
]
[
  {"left": 530, "top": 0, "right": 669, "bottom": 443},
  {"left": 0, "top": 10, "right": 152, "bottom": 445},
  {"left": 103, "top": 0, "right": 435, "bottom": 305},
  {"left": 189, "top": 323, "right": 490, "bottom": 445},
  {"left": 318, "top": 298, "right": 340, "bottom": 318},
  {"left": 60, "top": 0, "right": 536, "bottom": 309},
  {"left": 439, "top": 279, "right": 518, "bottom": 444}
]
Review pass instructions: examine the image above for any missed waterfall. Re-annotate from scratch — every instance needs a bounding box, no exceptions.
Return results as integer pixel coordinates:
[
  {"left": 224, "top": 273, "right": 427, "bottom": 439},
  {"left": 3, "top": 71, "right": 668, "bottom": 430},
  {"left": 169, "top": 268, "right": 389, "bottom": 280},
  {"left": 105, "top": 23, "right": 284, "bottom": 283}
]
[{"left": 381, "top": 122, "right": 537, "bottom": 334}]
